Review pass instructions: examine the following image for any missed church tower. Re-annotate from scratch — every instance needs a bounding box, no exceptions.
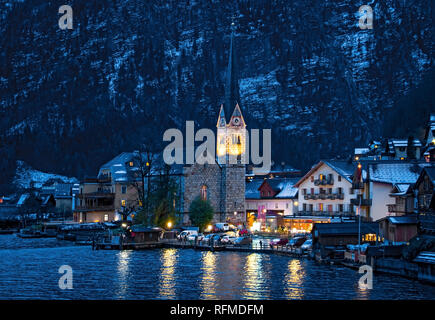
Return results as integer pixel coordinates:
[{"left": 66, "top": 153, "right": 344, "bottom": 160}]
[{"left": 217, "top": 20, "right": 246, "bottom": 224}]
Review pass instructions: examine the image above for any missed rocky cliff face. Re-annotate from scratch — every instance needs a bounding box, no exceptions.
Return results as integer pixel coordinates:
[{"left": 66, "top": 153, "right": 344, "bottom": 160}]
[{"left": 0, "top": 0, "right": 433, "bottom": 191}]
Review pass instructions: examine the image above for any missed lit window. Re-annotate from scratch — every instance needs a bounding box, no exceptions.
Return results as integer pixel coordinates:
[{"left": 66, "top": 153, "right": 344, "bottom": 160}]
[
  {"left": 129, "top": 161, "right": 134, "bottom": 167},
  {"left": 121, "top": 200, "right": 126, "bottom": 207},
  {"left": 200, "top": 185, "right": 207, "bottom": 201},
  {"left": 104, "top": 214, "right": 109, "bottom": 222}
]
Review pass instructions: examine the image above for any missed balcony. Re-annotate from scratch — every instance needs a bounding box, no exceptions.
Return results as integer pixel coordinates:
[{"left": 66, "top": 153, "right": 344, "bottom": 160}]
[
  {"left": 76, "top": 192, "right": 115, "bottom": 213},
  {"left": 296, "top": 211, "right": 355, "bottom": 217},
  {"left": 77, "top": 192, "right": 115, "bottom": 199},
  {"left": 314, "top": 177, "right": 334, "bottom": 186},
  {"left": 304, "top": 193, "right": 344, "bottom": 200},
  {"left": 352, "top": 182, "right": 364, "bottom": 189},
  {"left": 75, "top": 205, "right": 115, "bottom": 212},
  {"left": 350, "top": 196, "right": 372, "bottom": 206}
]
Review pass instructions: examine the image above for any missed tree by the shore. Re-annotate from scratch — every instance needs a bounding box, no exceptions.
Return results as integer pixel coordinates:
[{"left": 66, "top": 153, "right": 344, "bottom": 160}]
[{"left": 188, "top": 197, "right": 214, "bottom": 232}]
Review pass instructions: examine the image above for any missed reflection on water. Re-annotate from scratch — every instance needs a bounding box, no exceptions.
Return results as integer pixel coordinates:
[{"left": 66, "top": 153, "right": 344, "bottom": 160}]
[
  {"left": 242, "top": 253, "right": 265, "bottom": 299},
  {"left": 0, "top": 235, "right": 434, "bottom": 300},
  {"left": 200, "top": 252, "right": 216, "bottom": 299},
  {"left": 158, "top": 249, "right": 177, "bottom": 299},
  {"left": 284, "top": 259, "right": 304, "bottom": 299},
  {"left": 115, "top": 250, "right": 131, "bottom": 298}
]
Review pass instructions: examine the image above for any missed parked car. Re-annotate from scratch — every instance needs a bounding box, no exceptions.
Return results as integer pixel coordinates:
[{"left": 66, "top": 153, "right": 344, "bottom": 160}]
[
  {"left": 177, "top": 230, "right": 198, "bottom": 240},
  {"left": 300, "top": 239, "right": 312, "bottom": 251},
  {"left": 270, "top": 238, "right": 289, "bottom": 247},
  {"left": 221, "top": 235, "right": 237, "bottom": 244},
  {"left": 286, "top": 237, "right": 306, "bottom": 248},
  {"left": 202, "top": 233, "right": 222, "bottom": 244},
  {"left": 215, "top": 223, "right": 230, "bottom": 231},
  {"left": 187, "top": 233, "right": 204, "bottom": 241}
]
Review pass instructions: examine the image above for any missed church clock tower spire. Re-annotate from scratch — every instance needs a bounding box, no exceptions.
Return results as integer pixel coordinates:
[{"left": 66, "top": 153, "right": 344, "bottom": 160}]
[{"left": 224, "top": 18, "right": 240, "bottom": 121}]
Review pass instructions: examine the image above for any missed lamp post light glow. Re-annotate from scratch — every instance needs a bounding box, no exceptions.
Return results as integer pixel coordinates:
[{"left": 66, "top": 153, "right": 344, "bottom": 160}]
[
  {"left": 207, "top": 225, "right": 212, "bottom": 232},
  {"left": 167, "top": 221, "right": 172, "bottom": 229}
]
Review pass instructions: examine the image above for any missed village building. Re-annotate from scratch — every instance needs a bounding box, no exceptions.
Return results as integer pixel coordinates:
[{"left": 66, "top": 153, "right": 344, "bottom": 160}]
[
  {"left": 378, "top": 215, "right": 418, "bottom": 244},
  {"left": 312, "top": 222, "right": 380, "bottom": 248},
  {"left": 245, "top": 177, "right": 299, "bottom": 231},
  {"left": 366, "top": 162, "right": 430, "bottom": 222},
  {"left": 292, "top": 160, "right": 364, "bottom": 233},
  {"left": 74, "top": 152, "right": 183, "bottom": 223},
  {"left": 354, "top": 138, "right": 423, "bottom": 161}
]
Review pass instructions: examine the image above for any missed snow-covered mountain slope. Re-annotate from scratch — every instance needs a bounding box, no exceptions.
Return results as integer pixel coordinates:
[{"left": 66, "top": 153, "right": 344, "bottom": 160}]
[
  {"left": 13, "top": 161, "right": 78, "bottom": 190},
  {"left": 0, "top": 0, "right": 433, "bottom": 190}
]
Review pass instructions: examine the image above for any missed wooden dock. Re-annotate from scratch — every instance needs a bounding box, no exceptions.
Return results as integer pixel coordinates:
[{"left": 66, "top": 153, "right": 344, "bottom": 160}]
[{"left": 93, "top": 238, "right": 308, "bottom": 258}]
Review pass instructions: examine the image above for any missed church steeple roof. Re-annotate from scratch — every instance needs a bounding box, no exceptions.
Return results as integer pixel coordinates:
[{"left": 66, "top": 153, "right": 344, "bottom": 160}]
[
  {"left": 217, "top": 104, "right": 227, "bottom": 128},
  {"left": 224, "top": 21, "right": 240, "bottom": 122},
  {"left": 229, "top": 103, "right": 246, "bottom": 127}
]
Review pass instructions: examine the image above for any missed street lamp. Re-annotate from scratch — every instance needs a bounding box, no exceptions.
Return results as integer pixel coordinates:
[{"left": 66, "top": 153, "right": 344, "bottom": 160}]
[
  {"left": 167, "top": 221, "right": 172, "bottom": 229},
  {"left": 207, "top": 225, "right": 212, "bottom": 232}
]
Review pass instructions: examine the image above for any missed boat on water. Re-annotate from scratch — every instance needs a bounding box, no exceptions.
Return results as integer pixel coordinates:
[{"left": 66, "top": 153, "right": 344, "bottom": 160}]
[{"left": 16, "top": 228, "right": 44, "bottom": 238}]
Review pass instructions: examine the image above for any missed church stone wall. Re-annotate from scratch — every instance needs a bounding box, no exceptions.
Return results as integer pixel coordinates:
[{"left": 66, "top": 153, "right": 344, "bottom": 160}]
[
  {"left": 183, "top": 163, "right": 223, "bottom": 222},
  {"left": 223, "top": 165, "right": 246, "bottom": 222}
]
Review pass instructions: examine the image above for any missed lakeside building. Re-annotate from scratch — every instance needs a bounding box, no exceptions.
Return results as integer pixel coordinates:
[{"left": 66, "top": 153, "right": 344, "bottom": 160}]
[
  {"left": 365, "top": 161, "right": 431, "bottom": 221},
  {"left": 378, "top": 215, "right": 418, "bottom": 244},
  {"left": 245, "top": 177, "right": 299, "bottom": 231},
  {"left": 312, "top": 222, "right": 380, "bottom": 247},
  {"left": 292, "top": 160, "right": 364, "bottom": 233},
  {"left": 74, "top": 152, "right": 183, "bottom": 223}
]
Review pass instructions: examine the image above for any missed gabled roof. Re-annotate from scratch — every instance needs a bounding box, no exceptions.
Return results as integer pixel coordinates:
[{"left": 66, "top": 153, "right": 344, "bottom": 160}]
[
  {"left": 294, "top": 160, "right": 356, "bottom": 187},
  {"left": 390, "top": 183, "right": 411, "bottom": 196},
  {"left": 98, "top": 151, "right": 184, "bottom": 183},
  {"left": 245, "top": 179, "right": 264, "bottom": 199},
  {"left": 245, "top": 178, "right": 299, "bottom": 199}
]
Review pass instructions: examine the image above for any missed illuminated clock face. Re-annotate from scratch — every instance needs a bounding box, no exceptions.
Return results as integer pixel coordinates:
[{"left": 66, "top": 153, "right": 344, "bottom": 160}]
[{"left": 232, "top": 117, "right": 241, "bottom": 126}]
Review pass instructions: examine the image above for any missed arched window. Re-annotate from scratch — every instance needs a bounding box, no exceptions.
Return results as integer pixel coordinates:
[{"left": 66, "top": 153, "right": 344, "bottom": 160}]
[{"left": 200, "top": 185, "right": 207, "bottom": 201}]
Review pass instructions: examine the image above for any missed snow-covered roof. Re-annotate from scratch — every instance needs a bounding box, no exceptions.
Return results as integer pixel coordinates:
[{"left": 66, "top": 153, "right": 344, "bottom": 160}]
[
  {"left": 369, "top": 163, "right": 426, "bottom": 185},
  {"left": 354, "top": 148, "right": 369, "bottom": 155},
  {"left": 390, "top": 183, "right": 411, "bottom": 196},
  {"left": 98, "top": 151, "right": 184, "bottom": 184},
  {"left": 245, "top": 178, "right": 298, "bottom": 199},
  {"left": 275, "top": 179, "right": 299, "bottom": 199},
  {"left": 388, "top": 139, "right": 422, "bottom": 148},
  {"left": 245, "top": 179, "right": 263, "bottom": 199}
]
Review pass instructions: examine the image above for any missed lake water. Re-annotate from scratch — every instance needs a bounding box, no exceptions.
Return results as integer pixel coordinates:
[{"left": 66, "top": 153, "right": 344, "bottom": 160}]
[{"left": 0, "top": 235, "right": 434, "bottom": 300}]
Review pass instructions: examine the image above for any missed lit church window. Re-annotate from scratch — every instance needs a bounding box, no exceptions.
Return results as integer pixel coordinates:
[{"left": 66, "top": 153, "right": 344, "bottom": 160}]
[{"left": 200, "top": 185, "right": 207, "bottom": 201}]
